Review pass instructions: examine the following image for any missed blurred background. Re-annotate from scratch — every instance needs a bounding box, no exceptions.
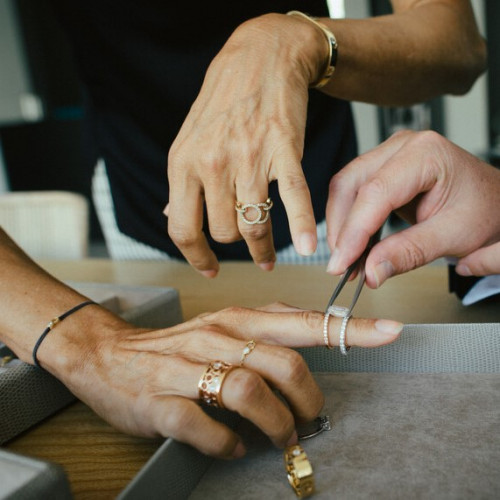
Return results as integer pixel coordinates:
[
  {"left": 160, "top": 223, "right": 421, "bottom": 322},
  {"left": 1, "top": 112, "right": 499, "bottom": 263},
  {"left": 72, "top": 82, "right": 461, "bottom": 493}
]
[{"left": 0, "top": 0, "right": 496, "bottom": 257}]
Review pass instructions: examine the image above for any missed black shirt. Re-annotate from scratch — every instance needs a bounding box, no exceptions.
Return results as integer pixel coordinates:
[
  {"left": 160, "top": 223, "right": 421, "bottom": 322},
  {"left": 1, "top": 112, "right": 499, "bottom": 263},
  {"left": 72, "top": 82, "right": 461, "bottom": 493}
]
[{"left": 50, "top": 0, "right": 357, "bottom": 259}]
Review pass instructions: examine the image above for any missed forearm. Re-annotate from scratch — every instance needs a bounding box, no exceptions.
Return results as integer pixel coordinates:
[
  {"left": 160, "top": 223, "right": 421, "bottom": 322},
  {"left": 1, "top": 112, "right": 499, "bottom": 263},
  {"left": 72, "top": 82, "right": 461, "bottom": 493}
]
[
  {"left": 319, "top": 0, "right": 486, "bottom": 105},
  {"left": 0, "top": 228, "right": 124, "bottom": 371}
]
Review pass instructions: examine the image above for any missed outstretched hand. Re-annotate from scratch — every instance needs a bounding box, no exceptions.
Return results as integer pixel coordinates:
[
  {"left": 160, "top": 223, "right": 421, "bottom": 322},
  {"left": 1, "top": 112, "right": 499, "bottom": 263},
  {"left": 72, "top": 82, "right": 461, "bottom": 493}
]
[{"left": 37, "top": 301, "right": 402, "bottom": 459}]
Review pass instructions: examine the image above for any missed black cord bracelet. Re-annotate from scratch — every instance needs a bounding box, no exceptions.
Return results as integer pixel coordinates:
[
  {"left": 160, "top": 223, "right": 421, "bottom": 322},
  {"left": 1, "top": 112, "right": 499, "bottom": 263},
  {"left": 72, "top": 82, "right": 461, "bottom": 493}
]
[{"left": 32, "top": 300, "right": 97, "bottom": 369}]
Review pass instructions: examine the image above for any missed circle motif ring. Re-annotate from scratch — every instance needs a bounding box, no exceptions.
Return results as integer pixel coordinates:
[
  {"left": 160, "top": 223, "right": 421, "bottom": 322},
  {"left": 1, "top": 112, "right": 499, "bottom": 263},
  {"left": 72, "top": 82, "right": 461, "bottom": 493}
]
[{"left": 235, "top": 198, "right": 273, "bottom": 225}]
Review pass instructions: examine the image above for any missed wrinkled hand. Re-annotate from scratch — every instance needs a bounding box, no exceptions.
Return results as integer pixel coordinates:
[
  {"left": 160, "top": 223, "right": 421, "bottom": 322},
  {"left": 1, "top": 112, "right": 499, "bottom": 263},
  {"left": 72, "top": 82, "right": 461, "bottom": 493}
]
[
  {"left": 326, "top": 130, "right": 500, "bottom": 287},
  {"left": 167, "top": 14, "right": 327, "bottom": 277},
  {"left": 40, "top": 302, "right": 401, "bottom": 459}
]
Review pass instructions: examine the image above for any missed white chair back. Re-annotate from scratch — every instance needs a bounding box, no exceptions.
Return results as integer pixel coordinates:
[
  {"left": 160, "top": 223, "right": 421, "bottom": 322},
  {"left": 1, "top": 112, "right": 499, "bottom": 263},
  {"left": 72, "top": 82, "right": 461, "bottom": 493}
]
[{"left": 0, "top": 191, "right": 89, "bottom": 259}]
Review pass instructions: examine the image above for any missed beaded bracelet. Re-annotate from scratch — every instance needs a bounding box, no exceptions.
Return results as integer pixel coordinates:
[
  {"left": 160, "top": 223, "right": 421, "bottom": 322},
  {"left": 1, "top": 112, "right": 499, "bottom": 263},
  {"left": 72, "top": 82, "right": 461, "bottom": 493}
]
[{"left": 32, "top": 300, "right": 97, "bottom": 369}]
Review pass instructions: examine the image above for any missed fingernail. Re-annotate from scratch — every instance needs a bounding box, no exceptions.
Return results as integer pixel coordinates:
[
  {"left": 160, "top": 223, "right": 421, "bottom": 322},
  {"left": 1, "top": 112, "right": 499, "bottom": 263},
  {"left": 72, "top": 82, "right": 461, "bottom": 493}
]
[
  {"left": 200, "top": 269, "right": 218, "bottom": 279},
  {"left": 231, "top": 441, "right": 246, "bottom": 459},
  {"left": 286, "top": 430, "right": 298, "bottom": 447},
  {"left": 372, "top": 260, "right": 394, "bottom": 288},
  {"left": 326, "top": 248, "right": 341, "bottom": 274},
  {"left": 455, "top": 264, "right": 472, "bottom": 276},
  {"left": 375, "top": 319, "right": 404, "bottom": 336},
  {"left": 258, "top": 261, "right": 275, "bottom": 272},
  {"left": 298, "top": 233, "right": 316, "bottom": 256}
]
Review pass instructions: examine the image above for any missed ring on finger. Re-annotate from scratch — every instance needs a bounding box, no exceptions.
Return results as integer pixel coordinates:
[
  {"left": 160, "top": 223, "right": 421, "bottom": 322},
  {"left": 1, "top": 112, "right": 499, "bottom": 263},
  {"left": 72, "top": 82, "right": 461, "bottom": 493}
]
[
  {"left": 323, "top": 305, "right": 351, "bottom": 355},
  {"left": 239, "top": 340, "right": 256, "bottom": 366},
  {"left": 198, "top": 360, "right": 235, "bottom": 408},
  {"left": 235, "top": 198, "right": 273, "bottom": 225}
]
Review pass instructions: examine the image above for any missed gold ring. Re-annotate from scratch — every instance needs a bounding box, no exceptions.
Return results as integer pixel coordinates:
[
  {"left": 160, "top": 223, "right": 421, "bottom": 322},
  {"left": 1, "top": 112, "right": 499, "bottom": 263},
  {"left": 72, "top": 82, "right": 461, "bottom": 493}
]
[
  {"left": 235, "top": 198, "right": 273, "bottom": 225},
  {"left": 198, "top": 360, "right": 235, "bottom": 408},
  {"left": 284, "top": 444, "right": 315, "bottom": 498},
  {"left": 239, "top": 340, "right": 256, "bottom": 366}
]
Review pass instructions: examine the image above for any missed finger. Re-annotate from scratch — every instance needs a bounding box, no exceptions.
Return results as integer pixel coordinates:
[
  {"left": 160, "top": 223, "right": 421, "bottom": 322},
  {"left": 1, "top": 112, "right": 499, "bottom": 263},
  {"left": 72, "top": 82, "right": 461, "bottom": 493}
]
[
  {"left": 171, "top": 332, "right": 323, "bottom": 423},
  {"left": 144, "top": 355, "right": 295, "bottom": 448},
  {"left": 326, "top": 130, "right": 414, "bottom": 253},
  {"left": 364, "top": 213, "right": 470, "bottom": 288},
  {"left": 328, "top": 132, "right": 444, "bottom": 275},
  {"left": 275, "top": 154, "right": 317, "bottom": 256},
  {"left": 199, "top": 306, "right": 402, "bottom": 349},
  {"left": 221, "top": 367, "right": 297, "bottom": 448},
  {"left": 456, "top": 242, "right": 500, "bottom": 276},
  {"left": 204, "top": 176, "right": 242, "bottom": 244},
  {"left": 167, "top": 181, "right": 219, "bottom": 277},
  {"left": 237, "top": 344, "right": 324, "bottom": 423},
  {"left": 235, "top": 176, "right": 276, "bottom": 270},
  {"left": 154, "top": 396, "right": 245, "bottom": 459}
]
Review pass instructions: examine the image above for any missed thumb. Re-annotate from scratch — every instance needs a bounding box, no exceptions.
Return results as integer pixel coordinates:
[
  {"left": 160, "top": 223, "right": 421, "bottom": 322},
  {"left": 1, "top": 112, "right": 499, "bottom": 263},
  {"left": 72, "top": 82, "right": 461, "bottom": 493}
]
[
  {"left": 364, "top": 221, "right": 450, "bottom": 288},
  {"left": 456, "top": 242, "right": 500, "bottom": 277}
]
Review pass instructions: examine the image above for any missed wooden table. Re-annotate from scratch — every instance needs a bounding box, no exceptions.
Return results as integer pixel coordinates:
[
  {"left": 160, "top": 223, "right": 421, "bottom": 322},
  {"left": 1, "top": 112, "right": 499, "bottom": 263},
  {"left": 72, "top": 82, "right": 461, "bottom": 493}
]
[{"left": 5, "top": 260, "right": 500, "bottom": 498}]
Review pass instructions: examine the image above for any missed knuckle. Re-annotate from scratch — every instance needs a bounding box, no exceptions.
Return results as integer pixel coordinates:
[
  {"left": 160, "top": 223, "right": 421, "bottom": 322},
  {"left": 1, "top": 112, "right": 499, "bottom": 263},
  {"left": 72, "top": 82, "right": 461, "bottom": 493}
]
[
  {"left": 202, "top": 306, "right": 249, "bottom": 327},
  {"left": 168, "top": 225, "right": 199, "bottom": 248},
  {"left": 398, "top": 238, "right": 427, "bottom": 271},
  {"left": 279, "top": 348, "right": 310, "bottom": 387},
  {"left": 410, "top": 129, "right": 443, "bottom": 148},
  {"left": 229, "top": 369, "right": 267, "bottom": 404},
  {"left": 329, "top": 160, "right": 359, "bottom": 194},
  {"left": 298, "top": 310, "right": 322, "bottom": 336},
  {"left": 279, "top": 172, "right": 307, "bottom": 195},
  {"left": 357, "top": 177, "right": 387, "bottom": 201},
  {"left": 163, "top": 398, "right": 197, "bottom": 436},
  {"left": 240, "top": 224, "right": 269, "bottom": 242},
  {"left": 210, "top": 227, "right": 241, "bottom": 244},
  {"left": 200, "top": 151, "right": 226, "bottom": 178},
  {"left": 390, "top": 129, "right": 413, "bottom": 141}
]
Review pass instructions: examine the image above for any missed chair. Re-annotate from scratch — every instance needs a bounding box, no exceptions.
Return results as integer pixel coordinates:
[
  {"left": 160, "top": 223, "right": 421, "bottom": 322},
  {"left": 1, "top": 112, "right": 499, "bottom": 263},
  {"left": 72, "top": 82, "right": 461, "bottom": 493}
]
[{"left": 0, "top": 191, "right": 89, "bottom": 259}]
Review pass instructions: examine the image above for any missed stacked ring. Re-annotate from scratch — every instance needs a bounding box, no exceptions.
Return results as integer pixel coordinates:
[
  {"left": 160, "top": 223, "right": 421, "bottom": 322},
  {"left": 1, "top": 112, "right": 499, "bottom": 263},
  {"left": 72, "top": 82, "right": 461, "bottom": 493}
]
[
  {"left": 198, "top": 360, "right": 235, "bottom": 408},
  {"left": 323, "top": 305, "right": 351, "bottom": 355},
  {"left": 284, "top": 444, "right": 315, "bottom": 498},
  {"left": 239, "top": 340, "right": 256, "bottom": 366}
]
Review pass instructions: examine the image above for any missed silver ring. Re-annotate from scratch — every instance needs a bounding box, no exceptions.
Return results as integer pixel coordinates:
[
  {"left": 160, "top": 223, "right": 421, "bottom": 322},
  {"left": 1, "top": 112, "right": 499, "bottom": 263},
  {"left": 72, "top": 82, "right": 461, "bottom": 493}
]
[
  {"left": 324, "top": 305, "right": 351, "bottom": 355},
  {"left": 235, "top": 198, "right": 273, "bottom": 225},
  {"left": 339, "top": 314, "right": 351, "bottom": 356}
]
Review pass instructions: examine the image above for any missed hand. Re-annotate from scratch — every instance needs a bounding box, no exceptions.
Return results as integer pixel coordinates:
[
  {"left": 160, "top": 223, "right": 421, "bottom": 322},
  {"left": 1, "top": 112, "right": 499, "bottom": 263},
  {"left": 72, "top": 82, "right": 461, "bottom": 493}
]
[
  {"left": 37, "top": 302, "right": 402, "bottom": 459},
  {"left": 167, "top": 14, "right": 327, "bottom": 277},
  {"left": 325, "top": 130, "right": 500, "bottom": 287}
]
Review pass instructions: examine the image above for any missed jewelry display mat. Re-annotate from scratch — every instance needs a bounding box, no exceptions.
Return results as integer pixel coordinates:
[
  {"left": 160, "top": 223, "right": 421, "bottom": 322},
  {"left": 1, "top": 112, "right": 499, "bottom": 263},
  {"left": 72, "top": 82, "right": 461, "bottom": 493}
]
[
  {"left": 189, "top": 372, "right": 500, "bottom": 499},
  {"left": 120, "top": 323, "right": 500, "bottom": 500}
]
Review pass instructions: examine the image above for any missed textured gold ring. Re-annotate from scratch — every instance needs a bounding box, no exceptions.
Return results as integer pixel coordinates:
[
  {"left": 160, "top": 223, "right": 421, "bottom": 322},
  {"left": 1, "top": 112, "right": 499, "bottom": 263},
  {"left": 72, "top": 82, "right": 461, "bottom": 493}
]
[
  {"left": 284, "top": 444, "right": 315, "bottom": 498},
  {"left": 198, "top": 360, "right": 235, "bottom": 408},
  {"left": 235, "top": 198, "right": 273, "bottom": 225}
]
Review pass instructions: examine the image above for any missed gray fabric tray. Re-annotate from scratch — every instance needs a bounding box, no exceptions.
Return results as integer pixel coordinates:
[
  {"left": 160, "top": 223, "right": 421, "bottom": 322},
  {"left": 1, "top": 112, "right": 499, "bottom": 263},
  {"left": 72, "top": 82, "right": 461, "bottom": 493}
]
[
  {"left": 120, "top": 323, "right": 500, "bottom": 500},
  {"left": 0, "top": 449, "right": 72, "bottom": 500},
  {"left": 191, "top": 372, "right": 500, "bottom": 499}
]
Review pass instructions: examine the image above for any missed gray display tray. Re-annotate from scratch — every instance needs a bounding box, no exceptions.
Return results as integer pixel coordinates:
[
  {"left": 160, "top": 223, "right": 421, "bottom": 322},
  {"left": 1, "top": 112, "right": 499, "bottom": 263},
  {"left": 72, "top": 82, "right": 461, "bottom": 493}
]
[{"left": 119, "top": 323, "right": 500, "bottom": 500}]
